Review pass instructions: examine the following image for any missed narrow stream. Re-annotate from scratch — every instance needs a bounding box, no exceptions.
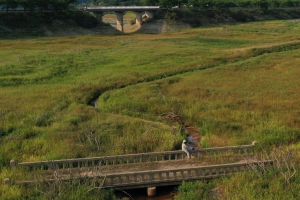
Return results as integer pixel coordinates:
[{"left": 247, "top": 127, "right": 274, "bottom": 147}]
[{"left": 116, "top": 185, "right": 179, "bottom": 200}]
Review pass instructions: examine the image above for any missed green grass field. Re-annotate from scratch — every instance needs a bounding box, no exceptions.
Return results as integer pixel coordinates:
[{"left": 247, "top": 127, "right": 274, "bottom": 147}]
[{"left": 1, "top": 19, "right": 300, "bottom": 199}]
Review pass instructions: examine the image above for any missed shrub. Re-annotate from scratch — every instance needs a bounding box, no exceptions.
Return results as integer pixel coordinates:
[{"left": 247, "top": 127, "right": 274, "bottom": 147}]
[
  {"left": 72, "top": 11, "right": 98, "bottom": 29},
  {"left": 230, "top": 10, "right": 250, "bottom": 22},
  {"left": 0, "top": 11, "right": 98, "bottom": 31},
  {"left": 175, "top": 180, "right": 216, "bottom": 200},
  {"left": 130, "top": 19, "right": 136, "bottom": 25},
  {"left": 250, "top": 42, "right": 300, "bottom": 57},
  {"left": 35, "top": 112, "right": 51, "bottom": 127}
]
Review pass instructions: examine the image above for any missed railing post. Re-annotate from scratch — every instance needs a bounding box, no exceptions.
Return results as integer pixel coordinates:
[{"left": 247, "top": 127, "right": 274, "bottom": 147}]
[
  {"left": 125, "top": 174, "right": 129, "bottom": 183},
  {"left": 198, "top": 151, "right": 202, "bottom": 157},
  {"left": 4, "top": 178, "right": 10, "bottom": 185},
  {"left": 156, "top": 172, "right": 160, "bottom": 180},
  {"left": 10, "top": 160, "right": 16, "bottom": 168},
  {"left": 215, "top": 167, "right": 220, "bottom": 176},
  {"left": 179, "top": 170, "right": 184, "bottom": 179},
  {"left": 208, "top": 168, "right": 213, "bottom": 176},
  {"left": 149, "top": 172, "right": 153, "bottom": 181},
  {"left": 239, "top": 165, "right": 243, "bottom": 172},
  {"left": 110, "top": 176, "right": 115, "bottom": 185},
  {"left": 173, "top": 171, "right": 177, "bottom": 179},
  {"left": 232, "top": 166, "right": 236, "bottom": 172},
  {"left": 187, "top": 169, "right": 191, "bottom": 177},
  {"left": 166, "top": 171, "right": 169, "bottom": 179},
  {"left": 134, "top": 174, "right": 137, "bottom": 182},
  {"left": 227, "top": 167, "right": 232, "bottom": 174},
  {"left": 206, "top": 150, "right": 210, "bottom": 156}
]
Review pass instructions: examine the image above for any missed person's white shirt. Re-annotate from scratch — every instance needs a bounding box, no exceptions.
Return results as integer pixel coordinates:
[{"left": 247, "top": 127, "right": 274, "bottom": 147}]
[{"left": 182, "top": 140, "right": 193, "bottom": 158}]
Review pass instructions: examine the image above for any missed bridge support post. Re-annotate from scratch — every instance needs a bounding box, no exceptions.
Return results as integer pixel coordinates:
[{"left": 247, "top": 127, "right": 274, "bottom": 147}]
[
  {"left": 94, "top": 11, "right": 104, "bottom": 23},
  {"left": 145, "top": 11, "right": 154, "bottom": 19},
  {"left": 134, "top": 11, "right": 143, "bottom": 27},
  {"left": 147, "top": 187, "right": 156, "bottom": 197},
  {"left": 10, "top": 159, "right": 16, "bottom": 167},
  {"left": 115, "top": 11, "right": 125, "bottom": 32},
  {"left": 4, "top": 178, "right": 10, "bottom": 185}
]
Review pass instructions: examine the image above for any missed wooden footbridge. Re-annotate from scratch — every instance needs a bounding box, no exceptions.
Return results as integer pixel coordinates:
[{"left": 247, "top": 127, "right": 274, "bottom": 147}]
[{"left": 5, "top": 141, "right": 273, "bottom": 196}]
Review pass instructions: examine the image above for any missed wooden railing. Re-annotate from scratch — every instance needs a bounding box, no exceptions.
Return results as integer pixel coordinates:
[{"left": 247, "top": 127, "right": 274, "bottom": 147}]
[
  {"left": 10, "top": 142, "right": 257, "bottom": 171},
  {"left": 19, "top": 160, "right": 273, "bottom": 189},
  {"left": 99, "top": 160, "right": 272, "bottom": 189}
]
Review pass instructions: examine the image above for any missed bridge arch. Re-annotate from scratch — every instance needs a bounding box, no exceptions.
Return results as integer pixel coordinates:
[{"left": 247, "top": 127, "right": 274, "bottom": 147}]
[{"left": 86, "top": 6, "right": 160, "bottom": 32}]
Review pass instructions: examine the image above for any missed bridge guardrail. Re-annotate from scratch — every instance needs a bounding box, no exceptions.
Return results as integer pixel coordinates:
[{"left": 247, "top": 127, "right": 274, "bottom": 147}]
[
  {"left": 18, "top": 160, "right": 273, "bottom": 189},
  {"left": 9, "top": 141, "right": 257, "bottom": 171},
  {"left": 100, "top": 159, "right": 272, "bottom": 189}
]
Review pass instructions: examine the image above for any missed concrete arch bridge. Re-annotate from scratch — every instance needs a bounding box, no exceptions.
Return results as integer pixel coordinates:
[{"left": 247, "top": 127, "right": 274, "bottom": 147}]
[{"left": 85, "top": 6, "right": 160, "bottom": 32}]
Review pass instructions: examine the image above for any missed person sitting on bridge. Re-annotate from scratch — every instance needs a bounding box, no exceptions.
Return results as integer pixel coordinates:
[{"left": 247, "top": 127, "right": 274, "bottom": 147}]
[{"left": 182, "top": 139, "right": 194, "bottom": 159}]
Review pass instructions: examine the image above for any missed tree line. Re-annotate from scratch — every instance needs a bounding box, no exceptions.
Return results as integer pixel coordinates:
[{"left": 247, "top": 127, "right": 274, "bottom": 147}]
[
  {"left": 0, "top": 0, "right": 77, "bottom": 12},
  {"left": 1, "top": 0, "right": 299, "bottom": 11},
  {"left": 91, "top": 0, "right": 300, "bottom": 9},
  {"left": 180, "top": 0, "right": 300, "bottom": 9}
]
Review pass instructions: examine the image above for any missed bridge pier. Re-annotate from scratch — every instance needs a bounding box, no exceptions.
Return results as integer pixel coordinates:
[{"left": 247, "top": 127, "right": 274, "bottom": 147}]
[
  {"left": 147, "top": 187, "right": 156, "bottom": 197},
  {"left": 10, "top": 159, "right": 16, "bottom": 167},
  {"left": 4, "top": 178, "right": 10, "bottom": 185},
  {"left": 115, "top": 11, "right": 125, "bottom": 32},
  {"left": 134, "top": 11, "right": 144, "bottom": 27}
]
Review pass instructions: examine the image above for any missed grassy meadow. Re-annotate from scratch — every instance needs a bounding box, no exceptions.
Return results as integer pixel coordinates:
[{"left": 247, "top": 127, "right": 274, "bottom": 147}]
[{"left": 1, "top": 19, "right": 300, "bottom": 198}]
